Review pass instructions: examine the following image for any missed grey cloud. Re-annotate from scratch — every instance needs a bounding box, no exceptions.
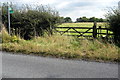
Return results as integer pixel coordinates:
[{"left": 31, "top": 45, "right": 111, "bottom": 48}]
[
  {"left": 56, "top": 1, "right": 97, "bottom": 15},
  {"left": 68, "top": 1, "right": 95, "bottom": 8}
]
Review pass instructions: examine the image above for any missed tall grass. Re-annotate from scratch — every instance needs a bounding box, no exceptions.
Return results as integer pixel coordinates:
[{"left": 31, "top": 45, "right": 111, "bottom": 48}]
[{"left": 1, "top": 28, "right": 119, "bottom": 62}]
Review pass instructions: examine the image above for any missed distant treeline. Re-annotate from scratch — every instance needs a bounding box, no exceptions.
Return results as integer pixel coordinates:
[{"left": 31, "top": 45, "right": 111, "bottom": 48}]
[
  {"left": 76, "top": 16, "right": 107, "bottom": 22},
  {"left": 60, "top": 16, "right": 107, "bottom": 23}
]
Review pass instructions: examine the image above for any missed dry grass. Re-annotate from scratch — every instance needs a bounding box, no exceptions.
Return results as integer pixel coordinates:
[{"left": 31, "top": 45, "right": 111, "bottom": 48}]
[{"left": 1, "top": 33, "right": 119, "bottom": 62}]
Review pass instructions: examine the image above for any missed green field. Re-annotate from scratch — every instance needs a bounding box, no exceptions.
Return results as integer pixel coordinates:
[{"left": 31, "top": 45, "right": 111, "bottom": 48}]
[
  {"left": 56, "top": 22, "right": 113, "bottom": 38},
  {"left": 58, "top": 22, "right": 106, "bottom": 27}
]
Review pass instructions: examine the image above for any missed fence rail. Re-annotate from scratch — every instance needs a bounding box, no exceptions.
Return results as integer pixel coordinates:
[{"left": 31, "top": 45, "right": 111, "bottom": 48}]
[
  {"left": 54, "top": 22, "right": 113, "bottom": 39},
  {"left": 56, "top": 27, "right": 93, "bottom": 29}
]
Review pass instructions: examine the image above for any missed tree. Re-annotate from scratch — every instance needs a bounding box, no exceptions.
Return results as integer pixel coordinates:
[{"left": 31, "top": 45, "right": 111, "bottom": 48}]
[
  {"left": 59, "top": 17, "right": 65, "bottom": 23},
  {"left": 89, "top": 17, "right": 96, "bottom": 22},
  {"left": 81, "top": 16, "right": 88, "bottom": 22},
  {"left": 76, "top": 17, "right": 82, "bottom": 22},
  {"left": 64, "top": 17, "right": 72, "bottom": 23},
  {"left": 76, "top": 16, "right": 105, "bottom": 22},
  {"left": 99, "top": 18, "right": 104, "bottom": 22},
  {"left": 76, "top": 16, "right": 88, "bottom": 22}
]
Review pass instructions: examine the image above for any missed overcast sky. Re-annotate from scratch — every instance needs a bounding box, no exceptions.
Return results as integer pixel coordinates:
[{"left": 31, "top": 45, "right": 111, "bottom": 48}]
[{"left": 1, "top": 0, "right": 119, "bottom": 21}]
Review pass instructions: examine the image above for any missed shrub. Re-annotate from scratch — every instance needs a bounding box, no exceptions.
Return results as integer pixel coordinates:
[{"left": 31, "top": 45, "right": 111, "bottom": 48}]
[
  {"left": 2, "top": 27, "right": 11, "bottom": 43},
  {"left": 2, "top": 3, "right": 61, "bottom": 40},
  {"left": 2, "top": 26, "right": 19, "bottom": 43},
  {"left": 11, "top": 35, "right": 19, "bottom": 43},
  {"left": 106, "top": 6, "right": 120, "bottom": 43}
]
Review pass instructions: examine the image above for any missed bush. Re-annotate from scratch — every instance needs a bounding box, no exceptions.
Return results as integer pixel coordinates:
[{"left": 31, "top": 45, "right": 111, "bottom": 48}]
[
  {"left": 2, "top": 27, "right": 11, "bottom": 43},
  {"left": 106, "top": 7, "right": 120, "bottom": 43},
  {"left": 2, "top": 3, "right": 61, "bottom": 40},
  {"left": 11, "top": 35, "right": 19, "bottom": 43},
  {"left": 2, "top": 26, "right": 19, "bottom": 43}
]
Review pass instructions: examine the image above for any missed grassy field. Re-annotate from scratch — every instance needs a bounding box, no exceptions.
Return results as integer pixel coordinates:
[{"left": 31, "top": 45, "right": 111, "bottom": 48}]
[
  {"left": 58, "top": 22, "right": 106, "bottom": 27},
  {"left": 56, "top": 22, "right": 113, "bottom": 37}
]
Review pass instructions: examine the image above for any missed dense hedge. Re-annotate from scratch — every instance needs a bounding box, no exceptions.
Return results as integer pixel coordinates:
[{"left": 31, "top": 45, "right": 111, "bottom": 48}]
[
  {"left": 2, "top": 3, "right": 61, "bottom": 40},
  {"left": 106, "top": 7, "right": 120, "bottom": 43}
]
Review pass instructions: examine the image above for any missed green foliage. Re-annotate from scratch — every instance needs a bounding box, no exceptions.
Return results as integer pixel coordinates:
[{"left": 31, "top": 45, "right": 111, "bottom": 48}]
[
  {"left": 1, "top": 26, "right": 19, "bottom": 43},
  {"left": 76, "top": 16, "right": 88, "bottom": 22},
  {"left": 2, "top": 27, "right": 11, "bottom": 43},
  {"left": 2, "top": 34, "right": 19, "bottom": 43},
  {"left": 2, "top": 3, "right": 61, "bottom": 40},
  {"left": 11, "top": 35, "right": 19, "bottom": 42},
  {"left": 106, "top": 7, "right": 120, "bottom": 43},
  {"left": 64, "top": 17, "right": 73, "bottom": 23},
  {"left": 2, "top": 33, "right": 11, "bottom": 43},
  {"left": 60, "top": 17, "right": 73, "bottom": 23},
  {"left": 76, "top": 16, "right": 106, "bottom": 22}
]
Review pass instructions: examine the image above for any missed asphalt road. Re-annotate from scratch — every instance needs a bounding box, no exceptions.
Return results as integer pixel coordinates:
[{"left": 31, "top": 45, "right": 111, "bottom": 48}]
[{"left": 2, "top": 51, "right": 118, "bottom": 78}]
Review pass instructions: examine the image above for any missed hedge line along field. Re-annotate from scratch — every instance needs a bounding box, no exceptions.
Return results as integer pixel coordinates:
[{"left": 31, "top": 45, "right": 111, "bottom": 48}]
[{"left": 57, "top": 22, "right": 113, "bottom": 36}]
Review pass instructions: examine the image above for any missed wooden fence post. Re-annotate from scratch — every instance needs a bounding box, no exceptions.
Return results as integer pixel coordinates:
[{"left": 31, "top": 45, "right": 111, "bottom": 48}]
[{"left": 93, "top": 22, "right": 97, "bottom": 38}]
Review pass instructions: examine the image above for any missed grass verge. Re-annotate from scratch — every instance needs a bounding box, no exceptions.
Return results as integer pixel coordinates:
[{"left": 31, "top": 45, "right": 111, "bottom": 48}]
[{"left": 1, "top": 29, "right": 119, "bottom": 62}]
